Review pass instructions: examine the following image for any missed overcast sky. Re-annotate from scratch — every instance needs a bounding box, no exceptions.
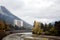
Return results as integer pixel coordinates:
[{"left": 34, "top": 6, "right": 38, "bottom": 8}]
[{"left": 0, "top": 0, "right": 60, "bottom": 25}]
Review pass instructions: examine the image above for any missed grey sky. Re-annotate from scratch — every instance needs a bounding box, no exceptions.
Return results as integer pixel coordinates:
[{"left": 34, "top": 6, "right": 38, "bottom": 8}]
[{"left": 0, "top": 0, "right": 60, "bottom": 25}]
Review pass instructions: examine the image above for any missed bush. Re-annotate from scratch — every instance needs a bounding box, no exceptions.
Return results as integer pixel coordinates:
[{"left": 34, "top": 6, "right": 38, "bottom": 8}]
[{"left": 0, "top": 30, "right": 7, "bottom": 40}]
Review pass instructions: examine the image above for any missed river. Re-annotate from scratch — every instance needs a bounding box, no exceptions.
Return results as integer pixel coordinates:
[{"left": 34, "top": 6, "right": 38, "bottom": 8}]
[{"left": 2, "top": 32, "right": 60, "bottom": 40}]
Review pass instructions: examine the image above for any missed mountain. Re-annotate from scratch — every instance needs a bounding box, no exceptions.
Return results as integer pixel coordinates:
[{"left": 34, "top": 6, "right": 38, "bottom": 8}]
[{"left": 0, "top": 6, "right": 32, "bottom": 29}]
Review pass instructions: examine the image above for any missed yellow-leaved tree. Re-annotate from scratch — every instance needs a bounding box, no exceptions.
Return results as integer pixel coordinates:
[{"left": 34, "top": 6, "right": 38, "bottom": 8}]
[{"left": 32, "top": 21, "right": 43, "bottom": 35}]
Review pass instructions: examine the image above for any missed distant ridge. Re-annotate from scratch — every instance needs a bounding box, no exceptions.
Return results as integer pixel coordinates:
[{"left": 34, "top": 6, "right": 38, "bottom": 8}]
[{"left": 0, "top": 6, "right": 32, "bottom": 29}]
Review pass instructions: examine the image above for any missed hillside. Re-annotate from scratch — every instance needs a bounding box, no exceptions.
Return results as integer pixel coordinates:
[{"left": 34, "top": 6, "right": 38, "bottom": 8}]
[{"left": 0, "top": 6, "right": 32, "bottom": 30}]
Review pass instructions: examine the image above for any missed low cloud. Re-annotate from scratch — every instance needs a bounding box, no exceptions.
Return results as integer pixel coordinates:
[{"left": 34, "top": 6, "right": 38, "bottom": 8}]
[{"left": 0, "top": 0, "right": 60, "bottom": 24}]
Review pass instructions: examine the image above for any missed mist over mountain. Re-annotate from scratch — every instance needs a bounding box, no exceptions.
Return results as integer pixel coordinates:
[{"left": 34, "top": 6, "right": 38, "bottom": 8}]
[{"left": 0, "top": 6, "right": 33, "bottom": 29}]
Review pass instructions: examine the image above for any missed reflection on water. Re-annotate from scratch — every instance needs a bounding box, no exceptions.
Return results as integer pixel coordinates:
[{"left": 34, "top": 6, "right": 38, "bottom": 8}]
[{"left": 2, "top": 32, "right": 60, "bottom": 40}]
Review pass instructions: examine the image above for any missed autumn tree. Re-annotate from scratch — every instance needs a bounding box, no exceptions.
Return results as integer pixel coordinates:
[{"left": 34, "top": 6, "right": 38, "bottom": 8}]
[
  {"left": 32, "top": 21, "right": 39, "bottom": 34},
  {"left": 0, "top": 20, "right": 5, "bottom": 30},
  {"left": 0, "top": 20, "right": 10, "bottom": 31},
  {"left": 32, "top": 21, "right": 43, "bottom": 35}
]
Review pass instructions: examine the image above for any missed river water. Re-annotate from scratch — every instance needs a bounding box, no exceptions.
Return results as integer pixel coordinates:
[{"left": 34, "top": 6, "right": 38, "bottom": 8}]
[{"left": 2, "top": 32, "right": 59, "bottom": 40}]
